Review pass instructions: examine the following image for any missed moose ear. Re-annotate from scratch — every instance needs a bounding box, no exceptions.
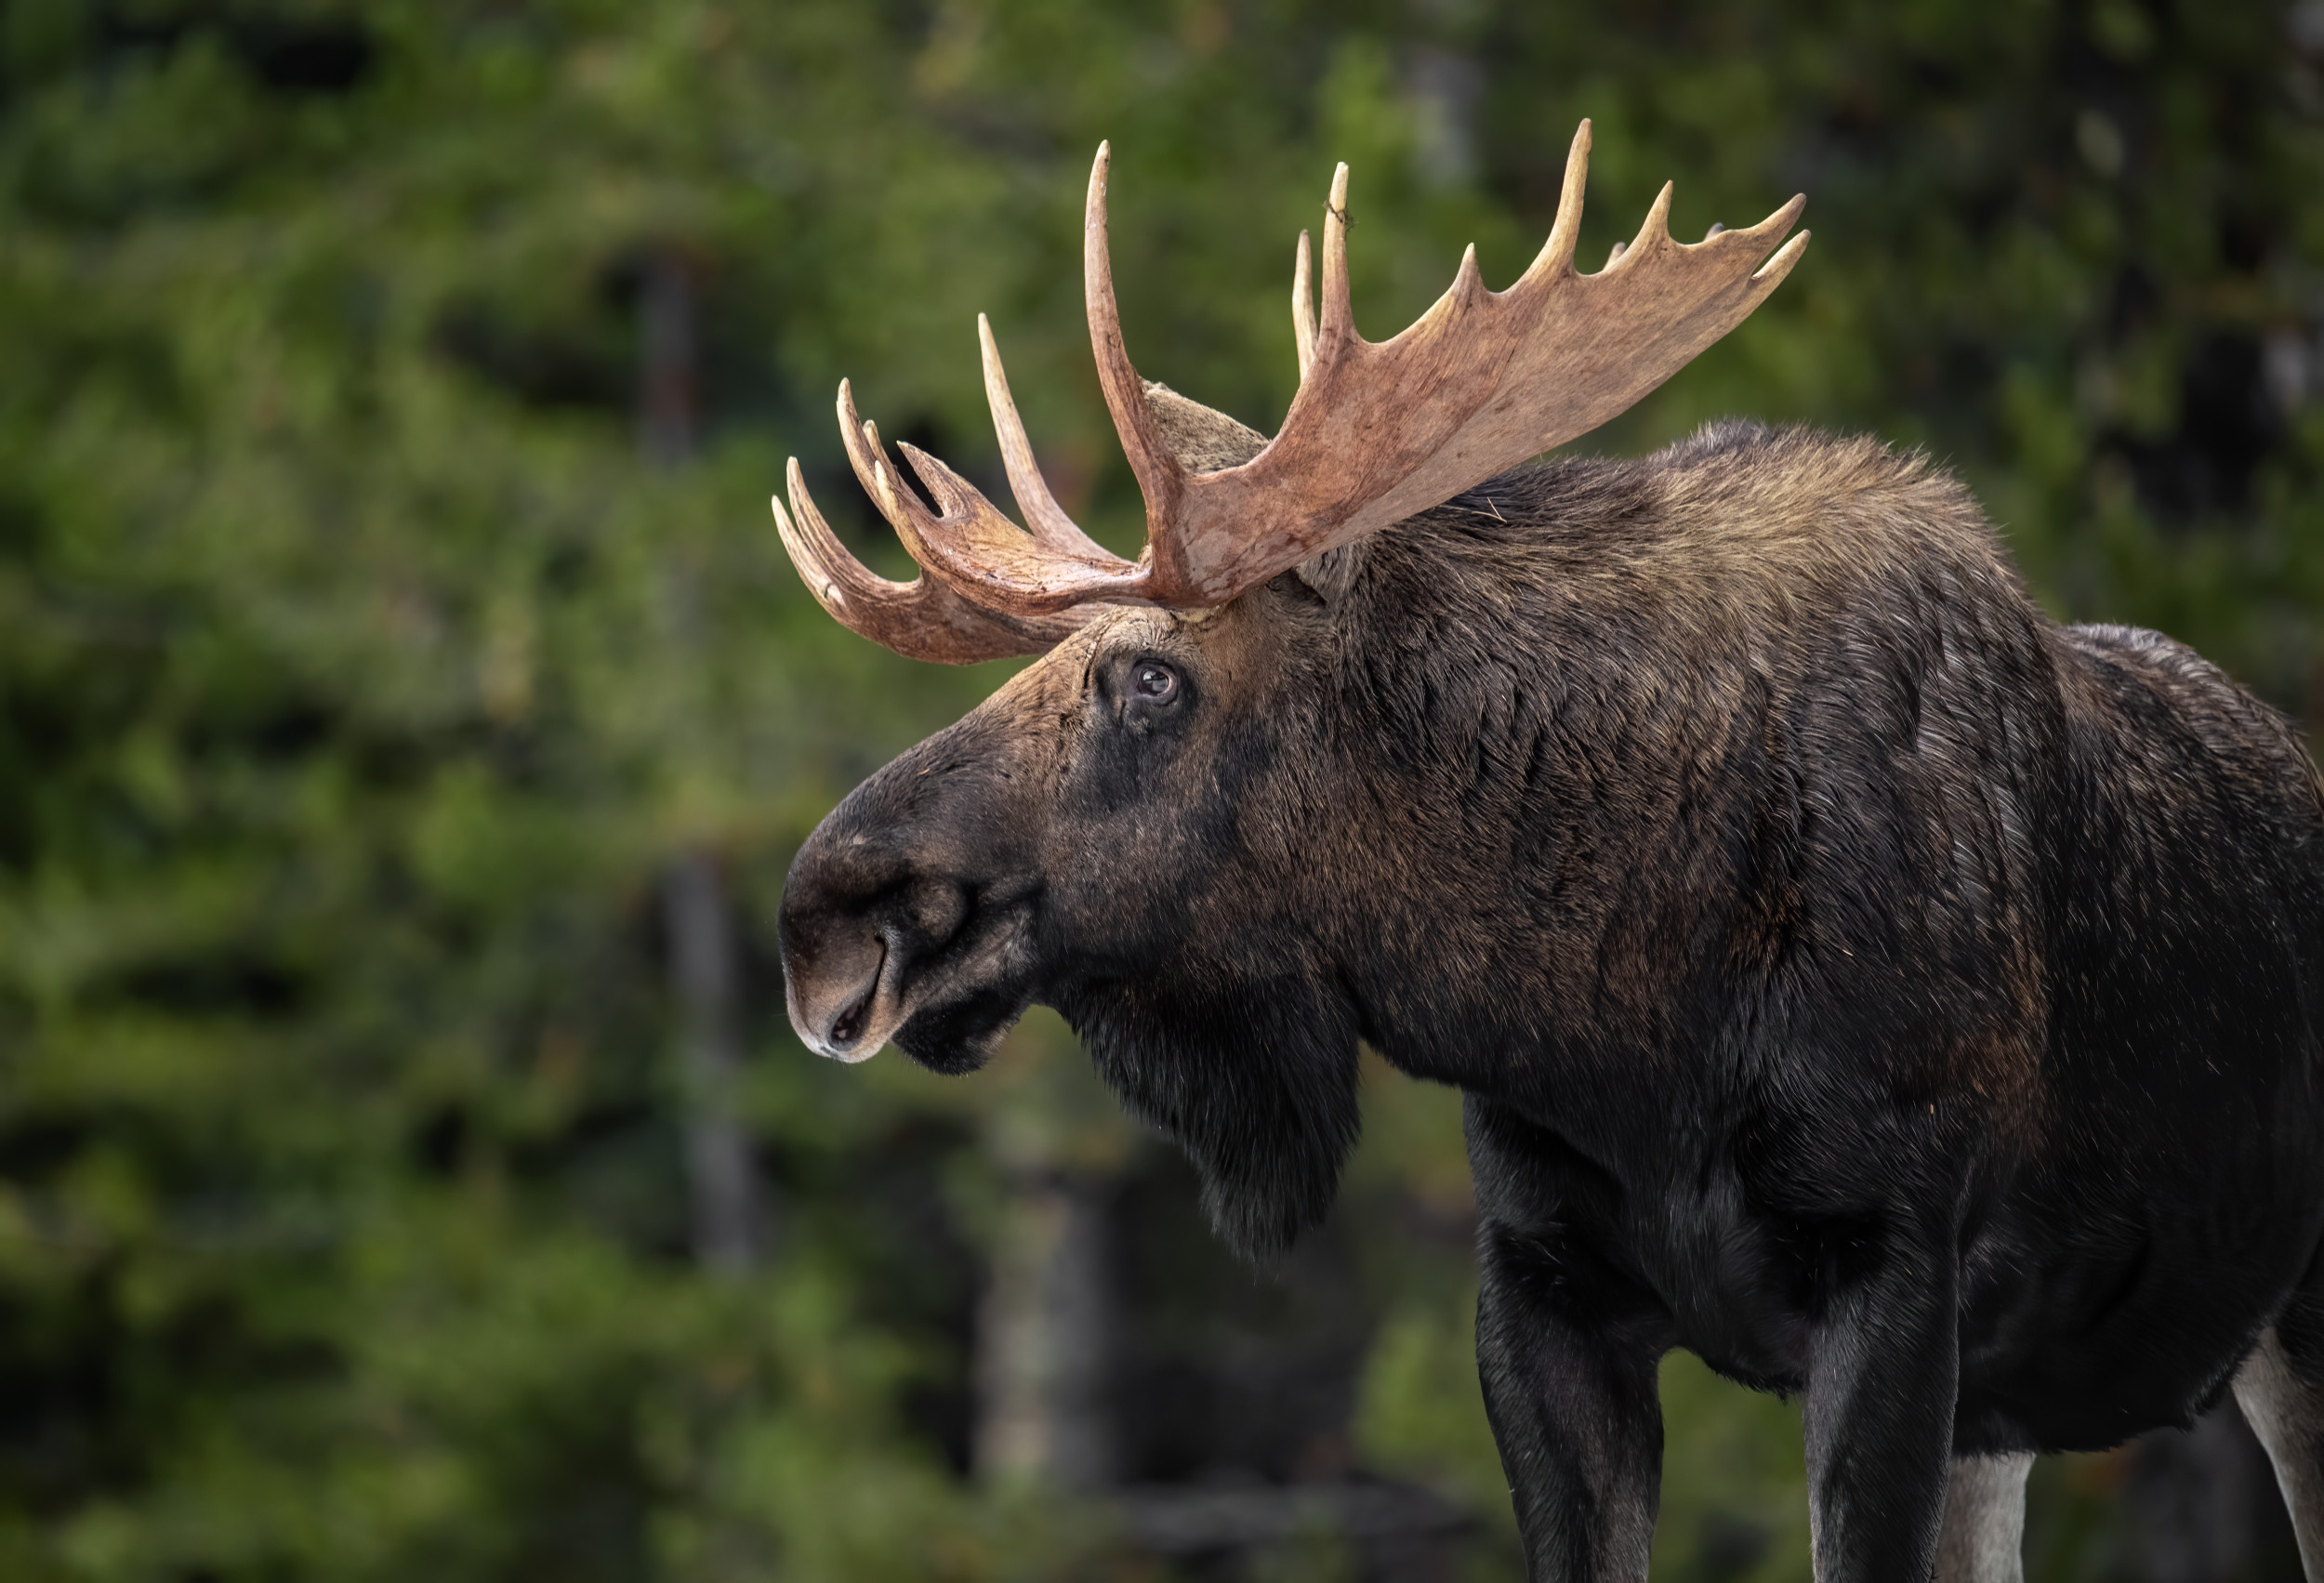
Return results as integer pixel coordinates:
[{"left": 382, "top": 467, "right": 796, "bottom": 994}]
[
  {"left": 1290, "top": 542, "right": 1363, "bottom": 603},
  {"left": 1141, "top": 378, "right": 1365, "bottom": 603},
  {"left": 1142, "top": 381, "right": 1267, "bottom": 472}
]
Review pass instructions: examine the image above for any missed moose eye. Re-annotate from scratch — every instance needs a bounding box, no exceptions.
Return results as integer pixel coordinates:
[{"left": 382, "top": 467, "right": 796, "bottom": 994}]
[{"left": 1130, "top": 660, "right": 1179, "bottom": 704}]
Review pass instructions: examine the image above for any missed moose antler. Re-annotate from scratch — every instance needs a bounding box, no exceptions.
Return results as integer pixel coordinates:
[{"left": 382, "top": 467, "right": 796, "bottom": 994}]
[{"left": 778, "top": 120, "right": 1807, "bottom": 660}]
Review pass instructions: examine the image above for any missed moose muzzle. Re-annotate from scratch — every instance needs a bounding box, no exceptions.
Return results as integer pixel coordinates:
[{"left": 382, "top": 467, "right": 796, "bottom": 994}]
[{"left": 779, "top": 700, "right": 1045, "bottom": 1065}]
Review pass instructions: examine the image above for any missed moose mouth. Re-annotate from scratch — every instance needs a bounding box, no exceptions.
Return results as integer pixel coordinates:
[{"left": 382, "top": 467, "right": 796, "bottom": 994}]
[
  {"left": 792, "top": 907, "right": 1039, "bottom": 1069},
  {"left": 783, "top": 868, "right": 1048, "bottom": 1070},
  {"left": 885, "top": 898, "right": 1044, "bottom": 1075}
]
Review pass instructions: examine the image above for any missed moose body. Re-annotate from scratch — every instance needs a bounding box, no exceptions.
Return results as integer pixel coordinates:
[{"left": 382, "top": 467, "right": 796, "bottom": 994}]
[{"left": 772, "top": 127, "right": 2324, "bottom": 1580}]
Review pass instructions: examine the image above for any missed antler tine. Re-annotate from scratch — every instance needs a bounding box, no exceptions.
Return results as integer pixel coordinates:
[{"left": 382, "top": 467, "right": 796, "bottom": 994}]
[
  {"left": 977, "top": 314, "right": 1118, "bottom": 561},
  {"left": 834, "top": 380, "right": 902, "bottom": 521},
  {"left": 1617, "top": 180, "right": 1678, "bottom": 269},
  {"left": 1318, "top": 163, "right": 1354, "bottom": 349},
  {"left": 837, "top": 380, "right": 982, "bottom": 576},
  {"left": 1515, "top": 119, "right": 1591, "bottom": 288},
  {"left": 1292, "top": 231, "right": 1316, "bottom": 383},
  {"left": 771, "top": 459, "right": 1083, "bottom": 664},
  {"left": 1751, "top": 221, "right": 1812, "bottom": 289},
  {"left": 770, "top": 464, "right": 865, "bottom": 617},
  {"left": 1084, "top": 141, "right": 1187, "bottom": 567}
]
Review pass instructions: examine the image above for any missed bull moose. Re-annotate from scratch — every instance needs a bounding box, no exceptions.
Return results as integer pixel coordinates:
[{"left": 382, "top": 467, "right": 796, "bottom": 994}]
[{"left": 770, "top": 124, "right": 2324, "bottom": 1582}]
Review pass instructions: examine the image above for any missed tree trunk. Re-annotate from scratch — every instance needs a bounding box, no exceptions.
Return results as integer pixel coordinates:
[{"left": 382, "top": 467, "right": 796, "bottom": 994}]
[
  {"left": 975, "top": 1166, "right": 1115, "bottom": 1489},
  {"left": 640, "top": 246, "right": 767, "bottom": 1273},
  {"left": 662, "top": 848, "right": 764, "bottom": 1272}
]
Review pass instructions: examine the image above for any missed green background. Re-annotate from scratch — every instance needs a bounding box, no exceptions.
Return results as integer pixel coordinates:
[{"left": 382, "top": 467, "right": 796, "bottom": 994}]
[{"left": 1, "top": 0, "right": 2317, "bottom": 1577}]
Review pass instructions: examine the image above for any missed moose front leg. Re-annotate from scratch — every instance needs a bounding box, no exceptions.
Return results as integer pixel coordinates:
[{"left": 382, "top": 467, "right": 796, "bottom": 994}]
[
  {"left": 1475, "top": 1218, "right": 1670, "bottom": 1582},
  {"left": 1801, "top": 1231, "right": 1961, "bottom": 1582},
  {"left": 1934, "top": 1454, "right": 2031, "bottom": 1583},
  {"left": 2232, "top": 1310, "right": 2324, "bottom": 1578}
]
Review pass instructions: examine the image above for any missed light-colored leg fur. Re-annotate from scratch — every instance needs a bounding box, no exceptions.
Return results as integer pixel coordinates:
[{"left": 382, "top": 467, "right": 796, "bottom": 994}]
[
  {"left": 1934, "top": 1453, "right": 2032, "bottom": 1583},
  {"left": 2234, "top": 1327, "right": 2324, "bottom": 1579}
]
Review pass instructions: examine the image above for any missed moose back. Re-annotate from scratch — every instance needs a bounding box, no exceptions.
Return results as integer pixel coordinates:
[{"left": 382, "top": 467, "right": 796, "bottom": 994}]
[{"left": 772, "top": 125, "right": 2324, "bottom": 1583}]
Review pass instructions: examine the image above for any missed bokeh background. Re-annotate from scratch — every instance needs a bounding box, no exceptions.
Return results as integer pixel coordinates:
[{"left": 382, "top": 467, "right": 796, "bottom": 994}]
[{"left": 4, "top": 1, "right": 2321, "bottom": 1578}]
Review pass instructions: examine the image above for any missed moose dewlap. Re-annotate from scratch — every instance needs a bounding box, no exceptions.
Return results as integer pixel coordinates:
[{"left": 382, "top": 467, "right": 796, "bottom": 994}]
[{"left": 772, "top": 125, "right": 2324, "bottom": 1583}]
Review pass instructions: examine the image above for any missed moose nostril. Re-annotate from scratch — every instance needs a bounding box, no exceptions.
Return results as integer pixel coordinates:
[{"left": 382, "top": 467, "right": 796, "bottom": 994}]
[
  {"left": 830, "top": 990, "right": 871, "bottom": 1048},
  {"left": 821, "top": 938, "right": 887, "bottom": 1051}
]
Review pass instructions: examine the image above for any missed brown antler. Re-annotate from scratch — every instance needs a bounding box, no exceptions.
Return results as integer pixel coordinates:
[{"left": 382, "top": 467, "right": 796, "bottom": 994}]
[
  {"left": 779, "top": 120, "right": 1806, "bottom": 653},
  {"left": 771, "top": 457, "right": 1092, "bottom": 664}
]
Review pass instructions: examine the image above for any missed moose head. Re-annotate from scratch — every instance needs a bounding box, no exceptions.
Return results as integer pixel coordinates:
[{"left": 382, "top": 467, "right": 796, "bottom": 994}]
[{"left": 775, "top": 123, "right": 1807, "bottom": 1256}]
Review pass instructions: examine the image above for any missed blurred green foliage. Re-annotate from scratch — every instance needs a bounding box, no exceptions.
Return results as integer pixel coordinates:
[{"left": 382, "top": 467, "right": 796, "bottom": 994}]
[{"left": 0, "top": 0, "right": 2317, "bottom": 1578}]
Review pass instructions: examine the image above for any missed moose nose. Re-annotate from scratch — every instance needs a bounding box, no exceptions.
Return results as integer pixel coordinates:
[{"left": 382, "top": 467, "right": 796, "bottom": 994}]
[{"left": 784, "top": 930, "right": 890, "bottom": 1062}]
